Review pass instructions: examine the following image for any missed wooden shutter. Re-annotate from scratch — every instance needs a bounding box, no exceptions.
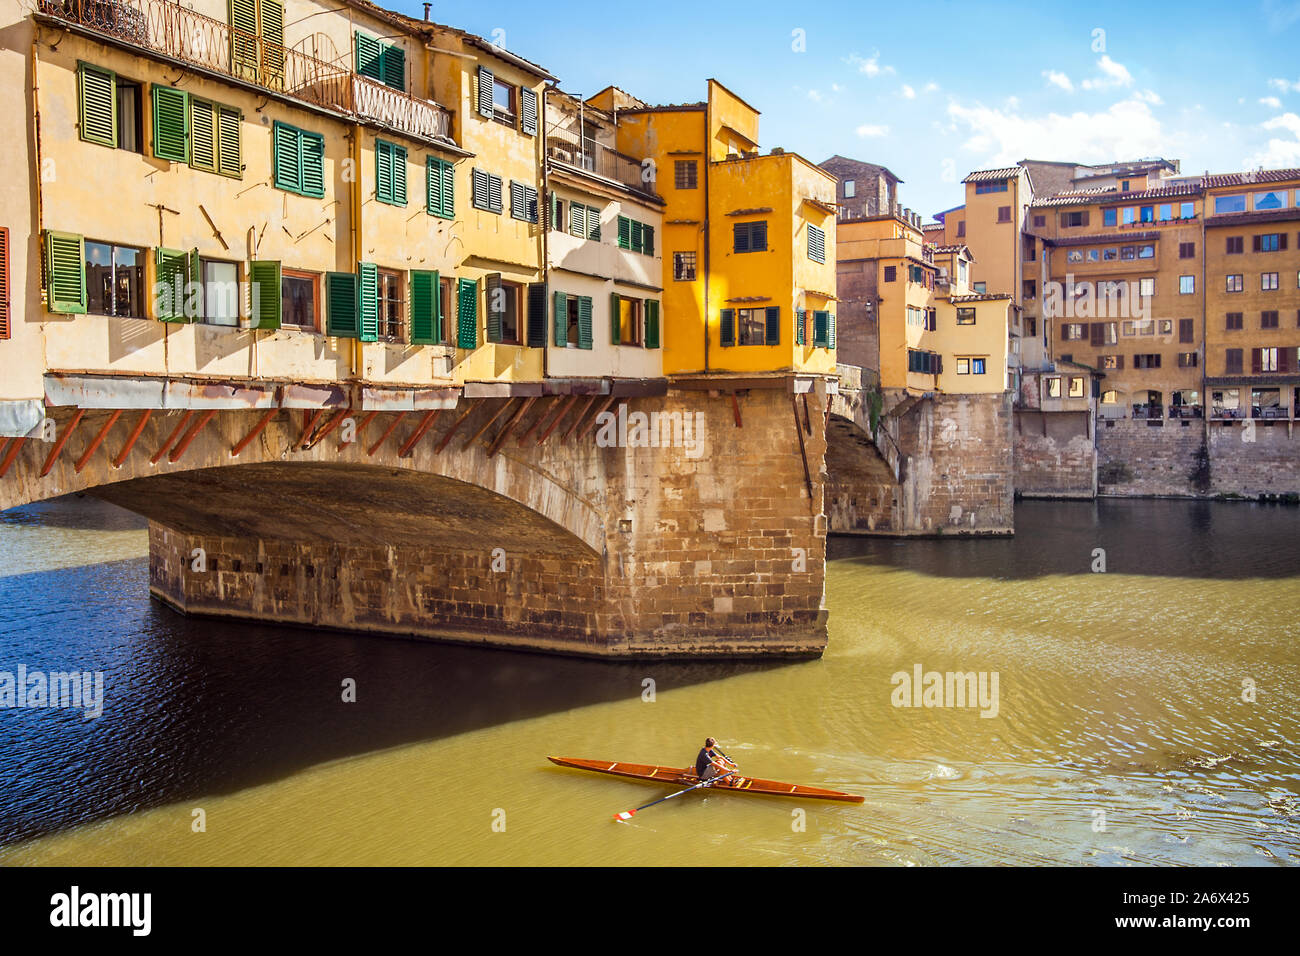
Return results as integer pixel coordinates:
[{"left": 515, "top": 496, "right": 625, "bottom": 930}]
[
  {"left": 1252, "top": 235, "right": 1262, "bottom": 252},
  {"left": 754, "top": 221, "right": 767, "bottom": 251},
  {"left": 409, "top": 270, "right": 438, "bottom": 344},
  {"left": 485, "top": 273, "right": 502, "bottom": 342},
  {"left": 1059, "top": 320, "right": 1068, "bottom": 341},
  {"left": 642, "top": 224, "right": 654, "bottom": 256},
  {"left": 765, "top": 306, "right": 780, "bottom": 346},
  {"left": 326, "top": 271, "right": 358, "bottom": 337},
  {"left": 553, "top": 291, "right": 568, "bottom": 346},
  {"left": 154, "top": 248, "right": 190, "bottom": 322},
  {"left": 0, "top": 227, "right": 8, "bottom": 339},
  {"left": 520, "top": 88, "right": 538, "bottom": 136},
  {"left": 260, "top": 0, "right": 285, "bottom": 86},
  {"left": 45, "top": 232, "right": 86, "bottom": 315},
  {"left": 569, "top": 202, "right": 585, "bottom": 238},
  {"left": 357, "top": 262, "right": 379, "bottom": 342},
  {"left": 152, "top": 85, "right": 189, "bottom": 162},
  {"left": 355, "top": 32, "right": 382, "bottom": 80},
  {"left": 376, "top": 142, "right": 393, "bottom": 203},
  {"left": 587, "top": 205, "right": 601, "bottom": 241},
  {"left": 1179, "top": 318, "right": 1193, "bottom": 343},
  {"left": 610, "top": 293, "right": 621, "bottom": 344},
  {"left": 510, "top": 181, "right": 526, "bottom": 220},
  {"left": 1281, "top": 233, "right": 1289, "bottom": 251},
  {"left": 228, "top": 0, "right": 260, "bottom": 78},
  {"left": 488, "top": 174, "right": 502, "bottom": 213},
  {"left": 78, "top": 63, "right": 117, "bottom": 147},
  {"left": 1278, "top": 348, "right": 1291, "bottom": 373},
  {"left": 733, "top": 223, "right": 749, "bottom": 253},
  {"left": 1089, "top": 322, "right": 1103, "bottom": 347},
  {"left": 249, "top": 259, "right": 281, "bottom": 329},
  {"left": 476, "top": 66, "right": 495, "bottom": 118},
  {"left": 472, "top": 168, "right": 489, "bottom": 210},
  {"left": 645, "top": 299, "right": 660, "bottom": 349},
  {"left": 273, "top": 122, "right": 300, "bottom": 192},
  {"left": 526, "top": 282, "right": 547, "bottom": 348},
  {"left": 1251, "top": 348, "right": 1262, "bottom": 373},
  {"left": 720, "top": 308, "right": 735, "bottom": 346},
  {"left": 809, "top": 224, "right": 825, "bottom": 263},
  {"left": 382, "top": 43, "right": 405, "bottom": 91},
  {"left": 428, "top": 158, "right": 453, "bottom": 218},
  {"left": 795, "top": 309, "right": 806, "bottom": 346},
  {"left": 216, "top": 105, "right": 242, "bottom": 177},
  {"left": 300, "top": 131, "right": 325, "bottom": 197},
  {"left": 618, "top": 216, "right": 632, "bottom": 250},
  {"left": 813, "top": 310, "right": 829, "bottom": 347},
  {"left": 457, "top": 278, "right": 478, "bottom": 349},
  {"left": 577, "top": 296, "right": 592, "bottom": 349},
  {"left": 190, "top": 99, "right": 216, "bottom": 172},
  {"left": 524, "top": 185, "right": 538, "bottom": 223},
  {"left": 829, "top": 313, "right": 836, "bottom": 349}
]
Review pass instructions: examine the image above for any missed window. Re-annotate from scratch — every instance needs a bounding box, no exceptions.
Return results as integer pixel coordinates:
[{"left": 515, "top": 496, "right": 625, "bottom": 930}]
[
  {"left": 492, "top": 77, "right": 516, "bottom": 124},
  {"left": 1025, "top": 316, "right": 1037, "bottom": 337},
  {"left": 378, "top": 269, "right": 404, "bottom": 340},
  {"left": 78, "top": 64, "right": 145, "bottom": 153},
  {"left": 997, "top": 206, "right": 1011, "bottom": 223},
  {"left": 1226, "top": 274, "right": 1243, "bottom": 292},
  {"left": 1103, "top": 208, "right": 1117, "bottom": 227},
  {"left": 1102, "top": 247, "right": 1118, "bottom": 261},
  {"left": 1179, "top": 275, "right": 1195, "bottom": 295},
  {"left": 1101, "top": 355, "right": 1121, "bottom": 370},
  {"left": 973, "top": 281, "right": 986, "bottom": 293},
  {"left": 472, "top": 169, "right": 504, "bottom": 213},
  {"left": 1180, "top": 202, "right": 1194, "bottom": 219},
  {"left": 1046, "top": 377, "right": 1061, "bottom": 398},
  {"left": 1101, "top": 389, "right": 1119, "bottom": 404},
  {"left": 1262, "top": 272, "right": 1279, "bottom": 291},
  {"left": 1023, "top": 280, "right": 1036, "bottom": 300},
  {"left": 1178, "top": 352, "right": 1199, "bottom": 368},
  {"left": 1159, "top": 204, "right": 1173, "bottom": 221},
  {"left": 1121, "top": 245, "right": 1136, "bottom": 260},
  {"left": 1179, "top": 318, "right": 1194, "bottom": 343},
  {"left": 200, "top": 259, "right": 239, "bottom": 326},
  {"left": 1262, "top": 310, "right": 1279, "bottom": 329},
  {"left": 354, "top": 31, "right": 406, "bottom": 92},
  {"left": 189, "top": 98, "right": 242, "bottom": 177},
  {"left": 673, "top": 252, "right": 696, "bottom": 281},
  {"left": 375, "top": 140, "right": 407, "bottom": 206},
  {"left": 569, "top": 202, "right": 601, "bottom": 240},
  {"left": 1121, "top": 179, "right": 1131, "bottom": 192},
  {"left": 116, "top": 78, "right": 143, "bottom": 154},
  {"left": 1159, "top": 319, "right": 1173, "bottom": 337},
  {"left": 1122, "top": 207, "right": 1135, "bottom": 225},
  {"left": 229, "top": 0, "right": 284, "bottom": 85},
  {"left": 553, "top": 292, "right": 592, "bottom": 349},
  {"left": 611, "top": 294, "right": 644, "bottom": 346},
  {"left": 427, "top": 157, "right": 454, "bottom": 219},
  {"left": 1086, "top": 249, "right": 1099, "bottom": 262},
  {"left": 1226, "top": 236, "right": 1244, "bottom": 254},
  {"left": 907, "top": 349, "right": 941, "bottom": 373},
  {"left": 1068, "top": 376, "right": 1085, "bottom": 398},
  {"left": 843, "top": 180, "right": 856, "bottom": 198},
  {"left": 1139, "top": 277, "right": 1155, "bottom": 298},
  {"left": 883, "top": 265, "right": 897, "bottom": 282},
  {"left": 1138, "top": 244, "right": 1155, "bottom": 259},
  {"left": 1062, "top": 322, "right": 1085, "bottom": 340},
  {"left": 1225, "top": 349, "right": 1243, "bottom": 374},
  {"left": 1226, "top": 312, "right": 1243, "bottom": 330},
  {"left": 1254, "top": 190, "right": 1287, "bottom": 210},
  {"left": 272, "top": 122, "right": 325, "bottom": 197},
  {"left": 733, "top": 221, "right": 767, "bottom": 253},
  {"left": 84, "top": 240, "right": 145, "bottom": 318},
  {"left": 975, "top": 180, "right": 1008, "bottom": 193},
  {"left": 1067, "top": 249, "right": 1084, "bottom": 264},
  {"left": 1214, "top": 194, "right": 1247, "bottom": 214},
  {"left": 956, "top": 221, "right": 965, "bottom": 238},
  {"left": 674, "top": 160, "right": 698, "bottom": 189},
  {"left": 1139, "top": 205, "right": 1154, "bottom": 223},
  {"left": 1256, "top": 347, "right": 1279, "bottom": 373},
  {"left": 1255, "top": 233, "right": 1287, "bottom": 252},
  {"left": 281, "top": 270, "right": 318, "bottom": 330},
  {"left": 1061, "top": 210, "right": 1088, "bottom": 228},
  {"left": 736, "top": 307, "right": 772, "bottom": 345},
  {"left": 1033, "top": 214, "right": 1046, "bottom": 227},
  {"left": 955, "top": 357, "right": 986, "bottom": 375},
  {"left": 956, "top": 307, "right": 976, "bottom": 325},
  {"left": 1134, "top": 354, "right": 1161, "bottom": 369},
  {"left": 617, "top": 216, "right": 654, "bottom": 255},
  {"left": 808, "top": 223, "right": 826, "bottom": 263},
  {"left": 510, "top": 181, "right": 539, "bottom": 223}
]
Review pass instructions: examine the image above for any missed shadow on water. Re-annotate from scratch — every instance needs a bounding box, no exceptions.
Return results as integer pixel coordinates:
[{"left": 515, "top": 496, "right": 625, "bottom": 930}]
[
  {"left": 0, "top": 556, "right": 792, "bottom": 846},
  {"left": 828, "top": 497, "right": 1300, "bottom": 581},
  {"left": 0, "top": 496, "right": 148, "bottom": 532}
]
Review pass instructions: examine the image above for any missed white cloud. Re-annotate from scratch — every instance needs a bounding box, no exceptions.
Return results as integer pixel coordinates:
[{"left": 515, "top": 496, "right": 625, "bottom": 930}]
[
  {"left": 847, "top": 51, "right": 895, "bottom": 78},
  {"left": 1261, "top": 96, "right": 1283, "bottom": 108},
  {"left": 1043, "top": 70, "right": 1074, "bottom": 93},
  {"left": 856, "top": 124, "right": 890, "bottom": 138},
  {"left": 1133, "top": 89, "right": 1163, "bottom": 105},
  {"left": 1081, "top": 55, "right": 1133, "bottom": 91},
  {"left": 1268, "top": 77, "right": 1300, "bottom": 93},
  {"left": 923, "top": 82, "right": 940, "bottom": 94},
  {"left": 831, "top": 83, "right": 843, "bottom": 93},
  {"left": 946, "top": 96, "right": 1169, "bottom": 166},
  {"left": 901, "top": 84, "right": 916, "bottom": 99},
  {"left": 807, "top": 89, "right": 824, "bottom": 103},
  {"left": 1245, "top": 112, "right": 1300, "bottom": 168}
]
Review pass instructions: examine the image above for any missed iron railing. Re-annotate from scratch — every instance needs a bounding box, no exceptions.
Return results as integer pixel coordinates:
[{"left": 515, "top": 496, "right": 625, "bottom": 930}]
[
  {"left": 1167, "top": 405, "right": 1203, "bottom": 419},
  {"left": 1252, "top": 405, "right": 1289, "bottom": 420},
  {"left": 38, "top": 0, "right": 451, "bottom": 144},
  {"left": 545, "top": 125, "right": 655, "bottom": 196}
]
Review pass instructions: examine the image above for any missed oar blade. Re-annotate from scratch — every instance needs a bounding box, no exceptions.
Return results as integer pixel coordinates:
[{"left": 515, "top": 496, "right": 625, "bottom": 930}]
[{"left": 613, "top": 809, "right": 636, "bottom": 822}]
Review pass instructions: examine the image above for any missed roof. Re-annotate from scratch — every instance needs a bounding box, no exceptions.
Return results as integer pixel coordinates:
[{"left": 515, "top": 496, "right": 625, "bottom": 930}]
[
  {"left": 358, "top": 4, "right": 559, "bottom": 81},
  {"left": 931, "top": 244, "right": 971, "bottom": 256},
  {"left": 1030, "top": 187, "right": 1116, "bottom": 208},
  {"left": 948, "top": 292, "right": 1013, "bottom": 302},
  {"left": 462, "top": 34, "right": 557, "bottom": 81},
  {"left": 1038, "top": 230, "right": 1162, "bottom": 247},
  {"left": 619, "top": 102, "right": 707, "bottom": 114},
  {"left": 1203, "top": 168, "right": 1300, "bottom": 188},
  {"left": 1204, "top": 208, "right": 1300, "bottom": 227},
  {"left": 818, "top": 155, "right": 904, "bottom": 184},
  {"left": 962, "top": 167, "right": 1023, "bottom": 183},
  {"left": 1030, "top": 183, "right": 1201, "bottom": 208}
]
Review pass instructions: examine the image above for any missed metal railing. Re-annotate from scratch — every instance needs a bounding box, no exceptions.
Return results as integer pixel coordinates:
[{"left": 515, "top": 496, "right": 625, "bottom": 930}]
[
  {"left": 1131, "top": 405, "right": 1163, "bottom": 420},
  {"left": 38, "top": 0, "right": 451, "bottom": 144},
  {"left": 1211, "top": 407, "right": 1246, "bottom": 420},
  {"left": 1167, "top": 405, "right": 1203, "bottom": 420},
  {"left": 545, "top": 125, "right": 655, "bottom": 196},
  {"left": 1252, "top": 405, "right": 1289, "bottom": 420}
]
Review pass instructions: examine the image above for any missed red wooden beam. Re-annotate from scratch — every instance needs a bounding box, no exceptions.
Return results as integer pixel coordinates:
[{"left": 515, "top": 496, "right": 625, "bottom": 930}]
[
  {"left": 168, "top": 409, "right": 217, "bottom": 463},
  {"left": 305, "top": 404, "right": 352, "bottom": 450},
  {"left": 297, "top": 407, "right": 327, "bottom": 449},
  {"left": 345, "top": 411, "right": 379, "bottom": 449},
  {"left": 515, "top": 396, "right": 556, "bottom": 445},
  {"left": 730, "top": 392, "right": 743, "bottom": 428},
  {"left": 112, "top": 409, "right": 153, "bottom": 467},
  {"left": 0, "top": 437, "right": 25, "bottom": 479},
  {"left": 536, "top": 395, "right": 579, "bottom": 445},
  {"left": 397, "top": 409, "right": 440, "bottom": 458},
  {"left": 367, "top": 411, "right": 407, "bottom": 456},
  {"left": 560, "top": 396, "right": 599, "bottom": 444},
  {"left": 462, "top": 399, "right": 514, "bottom": 450},
  {"left": 435, "top": 401, "right": 478, "bottom": 453},
  {"left": 582, "top": 395, "right": 620, "bottom": 441},
  {"left": 486, "top": 396, "right": 534, "bottom": 458},
  {"left": 231, "top": 408, "right": 277, "bottom": 458},
  {"left": 74, "top": 409, "right": 123, "bottom": 473},
  {"left": 40, "top": 408, "right": 86, "bottom": 477},
  {"left": 151, "top": 411, "right": 195, "bottom": 465}
]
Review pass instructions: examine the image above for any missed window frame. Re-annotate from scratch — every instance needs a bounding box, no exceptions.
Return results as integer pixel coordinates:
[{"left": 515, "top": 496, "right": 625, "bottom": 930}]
[{"left": 280, "top": 268, "right": 320, "bottom": 332}]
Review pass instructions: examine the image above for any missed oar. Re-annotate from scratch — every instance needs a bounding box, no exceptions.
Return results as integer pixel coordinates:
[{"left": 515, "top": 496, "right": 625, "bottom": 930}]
[{"left": 613, "top": 768, "right": 738, "bottom": 822}]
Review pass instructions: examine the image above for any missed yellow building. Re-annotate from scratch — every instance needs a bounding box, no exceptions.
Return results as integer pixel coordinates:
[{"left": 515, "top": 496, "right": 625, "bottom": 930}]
[{"left": 600, "top": 79, "right": 838, "bottom": 379}]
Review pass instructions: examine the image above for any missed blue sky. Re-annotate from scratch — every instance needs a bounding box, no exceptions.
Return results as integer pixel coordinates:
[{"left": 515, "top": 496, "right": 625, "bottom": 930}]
[{"left": 414, "top": 0, "right": 1300, "bottom": 219}]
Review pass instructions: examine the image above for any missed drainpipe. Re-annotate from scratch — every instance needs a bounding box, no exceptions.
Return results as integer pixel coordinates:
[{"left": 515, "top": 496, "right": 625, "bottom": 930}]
[
  {"left": 540, "top": 83, "right": 554, "bottom": 380},
  {"left": 1200, "top": 202, "right": 1208, "bottom": 457},
  {"left": 351, "top": 123, "right": 362, "bottom": 378},
  {"left": 702, "top": 100, "right": 711, "bottom": 373}
]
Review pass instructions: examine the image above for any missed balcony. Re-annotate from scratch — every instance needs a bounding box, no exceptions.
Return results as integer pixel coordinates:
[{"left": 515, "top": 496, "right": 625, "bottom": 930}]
[
  {"left": 1131, "top": 405, "right": 1163, "bottom": 420},
  {"left": 1252, "top": 405, "right": 1289, "bottom": 420},
  {"left": 37, "top": 0, "right": 453, "bottom": 146},
  {"left": 545, "top": 126, "right": 656, "bottom": 197},
  {"left": 1167, "top": 405, "right": 1202, "bottom": 420}
]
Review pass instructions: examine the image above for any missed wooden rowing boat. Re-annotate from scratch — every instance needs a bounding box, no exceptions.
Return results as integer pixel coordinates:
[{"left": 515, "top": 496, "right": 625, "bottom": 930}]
[{"left": 547, "top": 756, "right": 865, "bottom": 804}]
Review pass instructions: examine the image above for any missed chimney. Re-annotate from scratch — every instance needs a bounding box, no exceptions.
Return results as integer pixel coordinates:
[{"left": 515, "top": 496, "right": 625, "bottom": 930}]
[{"left": 423, "top": 2, "right": 431, "bottom": 19}]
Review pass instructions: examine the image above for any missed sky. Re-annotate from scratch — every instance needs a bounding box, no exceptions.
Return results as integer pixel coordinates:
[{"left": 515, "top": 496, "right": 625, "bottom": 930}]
[{"left": 410, "top": 0, "right": 1300, "bottom": 220}]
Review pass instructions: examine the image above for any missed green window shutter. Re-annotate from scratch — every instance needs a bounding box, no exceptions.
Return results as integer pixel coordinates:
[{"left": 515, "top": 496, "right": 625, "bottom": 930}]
[
  {"left": 300, "top": 130, "right": 325, "bottom": 197},
  {"left": 260, "top": 0, "right": 285, "bottom": 86},
  {"left": 273, "top": 122, "right": 301, "bottom": 192},
  {"left": 510, "top": 181, "right": 526, "bottom": 221},
  {"left": 228, "top": 0, "right": 259, "bottom": 78},
  {"left": 808, "top": 224, "right": 826, "bottom": 263},
  {"left": 828, "top": 313, "right": 836, "bottom": 349},
  {"left": 376, "top": 141, "right": 392, "bottom": 203},
  {"left": 577, "top": 296, "right": 593, "bottom": 349},
  {"left": 618, "top": 216, "right": 631, "bottom": 249},
  {"left": 216, "top": 105, "right": 242, "bottom": 177},
  {"left": 588, "top": 207, "right": 601, "bottom": 242},
  {"left": 457, "top": 278, "right": 478, "bottom": 349},
  {"left": 813, "top": 310, "right": 829, "bottom": 348},
  {"left": 645, "top": 300, "right": 660, "bottom": 349},
  {"left": 765, "top": 306, "right": 780, "bottom": 346},
  {"left": 553, "top": 291, "right": 568, "bottom": 346},
  {"left": 358, "top": 262, "right": 379, "bottom": 342},
  {"left": 520, "top": 88, "right": 538, "bottom": 136},
  {"left": 393, "top": 145, "right": 408, "bottom": 205},
  {"left": 569, "top": 203, "right": 585, "bottom": 238},
  {"left": 154, "top": 247, "right": 190, "bottom": 322},
  {"left": 795, "top": 309, "right": 806, "bottom": 346},
  {"left": 720, "top": 308, "right": 735, "bottom": 346},
  {"left": 326, "top": 271, "right": 359, "bottom": 337},
  {"left": 476, "top": 66, "right": 495, "bottom": 118},
  {"left": 427, "top": 158, "right": 454, "bottom": 218},
  {"left": 382, "top": 44, "right": 406, "bottom": 92},
  {"left": 642, "top": 224, "right": 654, "bottom": 256},
  {"left": 355, "top": 32, "right": 383, "bottom": 81},
  {"left": 488, "top": 174, "right": 502, "bottom": 214},
  {"left": 524, "top": 185, "right": 538, "bottom": 223},
  {"left": 526, "top": 282, "right": 547, "bottom": 347},
  {"left": 77, "top": 63, "right": 116, "bottom": 147},
  {"left": 45, "top": 232, "right": 86, "bottom": 315},
  {"left": 485, "top": 273, "right": 502, "bottom": 342},
  {"left": 440, "top": 160, "right": 455, "bottom": 217},
  {"left": 410, "top": 270, "right": 438, "bottom": 344},
  {"left": 549, "top": 191, "right": 560, "bottom": 230},
  {"left": 249, "top": 259, "right": 281, "bottom": 329},
  {"left": 190, "top": 98, "right": 216, "bottom": 172},
  {"left": 610, "top": 292, "right": 621, "bottom": 344},
  {"left": 152, "top": 85, "right": 189, "bottom": 162}
]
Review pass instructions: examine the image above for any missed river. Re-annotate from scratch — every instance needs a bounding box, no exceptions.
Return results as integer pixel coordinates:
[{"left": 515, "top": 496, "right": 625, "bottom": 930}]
[{"left": 0, "top": 495, "right": 1296, "bottom": 866}]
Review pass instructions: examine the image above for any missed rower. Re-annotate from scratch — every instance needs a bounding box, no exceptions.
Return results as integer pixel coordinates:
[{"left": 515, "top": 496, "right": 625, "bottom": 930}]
[{"left": 694, "top": 737, "right": 738, "bottom": 787}]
